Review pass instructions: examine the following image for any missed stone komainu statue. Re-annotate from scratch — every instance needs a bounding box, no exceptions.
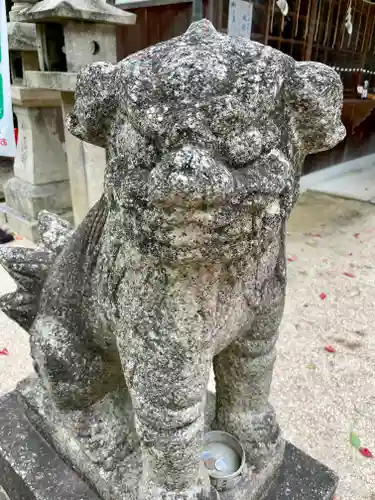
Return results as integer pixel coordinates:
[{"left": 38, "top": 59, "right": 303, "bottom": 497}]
[{"left": 0, "top": 20, "right": 345, "bottom": 500}]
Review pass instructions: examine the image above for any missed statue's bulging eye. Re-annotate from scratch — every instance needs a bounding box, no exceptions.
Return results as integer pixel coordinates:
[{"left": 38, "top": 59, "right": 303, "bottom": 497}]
[{"left": 225, "top": 129, "right": 263, "bottom": 167}]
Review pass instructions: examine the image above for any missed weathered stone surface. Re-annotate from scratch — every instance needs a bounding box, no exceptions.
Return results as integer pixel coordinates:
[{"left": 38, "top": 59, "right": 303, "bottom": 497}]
[
  {"left": 0, "top": 388, "right": 337, "bottom": 500},
  {"left": 24, "top": 71, "right": 77, "bottom": 92},
  {"left": 1, "top": 20, "right": 345, "bottom": 500},
  {"left": 13, "top": 0, "right": 136, "bottom": 25},
  {"left": 0, "top": 204, "right": 39, "bottom": 241},
  {"left": 0, "top": 392, "right": 100, "bottom": 500},
  {"left": 61, "top": 92, "right": 106, "bottom": 225},
  {"left": 38, "top": 210, "right": 74, "bottom": 253},
  {"left": 0, "top": 158, "right": 14, "bottom": 200},
  {"left": 0, "top": 211, "right": 73, "bottom": 330},
  {"left": 267, "top": 443, "right": 337, "bottom": 500},
  {"left": 11, "top": 87, "right": 61, "bottom": 108},
  {"left": 3, "top": 101, "right": 71, "bottom": 239},
  {"left": 0, "top": 246, "right": 55, "bottom": 331},
  {"left": 4, "top": 177, "right": 72, "bottom": 219},
  {"left": 7, "top": 22, "right": 37, "bottom": 51},
  {"left": 13, "top": 106, "right": 67, "bottom": 186},
  {"left": 0, "top": 202, "right": 73, "bottom": 242},
  {"left": 64, "top": 22, "right": 118, "bottom": 73}
]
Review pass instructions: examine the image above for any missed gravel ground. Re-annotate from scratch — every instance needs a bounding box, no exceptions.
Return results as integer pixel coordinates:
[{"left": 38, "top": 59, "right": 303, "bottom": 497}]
[
  {"left": 0, "top": 238, "right": 35, "bottom": 396},
  {"left": 274, "top": 191, "right": 375, "bottom": 500},
  {"left": 0, "top": 191, "right": 374, "bottom": 499}
]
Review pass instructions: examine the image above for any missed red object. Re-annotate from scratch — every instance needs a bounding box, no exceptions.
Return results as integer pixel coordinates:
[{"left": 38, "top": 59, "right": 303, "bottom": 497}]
[
  {"left": 354, "top": 233, "right": 360, "bottom": 239},
  {"left": 343, "top": 272, "right": 355, "bottom": 278},
  {"left": 319, "top": 292, "right": 327, "bottom": 300},
  {"left": 14, "top": 128, "right": 18, "bottom": 145},
  {"left": 325, "top": 345, "right": 336, "bottom": 353},
  {"left": 311, "top": 233, "right": 321, "bottom": 237},
  {"left": 0, "top": 348, "right": 9, "bottom": 356},
  {"left": 288, "top": 255, "right": 297, "bottom": 262},
  {"left": 359, "top": 447, "right": 374, "bottom": 458}
]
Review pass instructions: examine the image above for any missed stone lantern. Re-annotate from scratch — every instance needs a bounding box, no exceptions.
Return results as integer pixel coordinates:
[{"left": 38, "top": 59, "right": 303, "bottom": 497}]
[
  {"left": 0, "top": 20, "right": 71, "bottom": 241},
  {"left": 13, "top": 0, "right": 136, "bottom": 225}
]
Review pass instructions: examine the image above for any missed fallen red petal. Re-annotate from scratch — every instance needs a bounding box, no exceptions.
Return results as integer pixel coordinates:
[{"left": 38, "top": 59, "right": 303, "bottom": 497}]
[
  {"left": 324, "top": 345, "right": 336, "bottom": 353},
  {"left": 319, "top": 292, "right": 327, "bottom": 300},
  {"left": 354, "top": 233, "right": 360, "bottom": 239},
  {"left": 288, "top": 255, "right": 297, "bottom": 262},
  {"left": 0, "top": 348, "right": 9, "bottom": 356},
  {"left": 343, "top": 272, "right": 355, "bottom": 278},
  {"left": 359, "top": 447, "right": 374, "bottom": 458}
]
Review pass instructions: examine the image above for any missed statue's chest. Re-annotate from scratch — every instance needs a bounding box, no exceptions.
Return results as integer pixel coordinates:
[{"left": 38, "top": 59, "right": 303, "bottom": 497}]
[{"left": 94, "top": 214, "right": 283, "bottom": 353}]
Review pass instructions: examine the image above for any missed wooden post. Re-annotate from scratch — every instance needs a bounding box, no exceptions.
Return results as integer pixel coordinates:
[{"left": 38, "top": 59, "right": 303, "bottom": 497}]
[
  {"left": 264, "top": 0, "right": 272, "bottom": 45},
  {"left": 305, "top": 0, "right": 319, "bottom": 60},
  {"left": 216, "top": 0, "right": 223, "bottom": 30},
  {"left": 207, "top": 0, "right": 215, "bottom": 23},
  {"left": 192, "top": 0, "right": 203, "bottom": 21}
]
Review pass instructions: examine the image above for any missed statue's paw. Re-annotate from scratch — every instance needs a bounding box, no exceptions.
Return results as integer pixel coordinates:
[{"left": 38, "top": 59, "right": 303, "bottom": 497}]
[{"left": 214, "top": 404, "right": 282, "bottom": 469}]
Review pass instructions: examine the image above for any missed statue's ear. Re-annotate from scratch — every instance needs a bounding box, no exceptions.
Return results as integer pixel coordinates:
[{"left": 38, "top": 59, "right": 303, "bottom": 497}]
[
  {"left": 66, "top": 62, "right": 118, "bottom": 148},
  {"left": 286, "top": 61, "right": 346, "bottom": 154}
]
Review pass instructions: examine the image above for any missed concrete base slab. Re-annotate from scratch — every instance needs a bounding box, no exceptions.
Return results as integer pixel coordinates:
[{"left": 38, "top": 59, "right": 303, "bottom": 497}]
[
  {"left": 267, "top": 443, "right": 337, "bottom": 500},
  {"left": 0, "top": 385, "right": 338, "bottom": 500},
  {"left": 0, "top": 392, "right": 100, "bottom": 500},
  {"left": 0, "top": 203, "right": 73, "bottom": 241},
  {"left": 300, "top": 153, "right": 375, "bottom": 202}
]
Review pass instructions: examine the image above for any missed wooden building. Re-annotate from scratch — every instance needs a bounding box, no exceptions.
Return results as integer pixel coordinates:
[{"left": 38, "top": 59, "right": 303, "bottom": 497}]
[{"left": 115, "top": 0, "right": 375, "bottom": 174}]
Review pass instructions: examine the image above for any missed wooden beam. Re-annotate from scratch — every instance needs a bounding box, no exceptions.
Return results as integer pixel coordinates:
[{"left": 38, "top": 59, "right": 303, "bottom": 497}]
[
  {"left": 305, "top": 0, "right": 319, "bottom": 60},
  {"left": 216, "top": 0, "right": 223, "bottom": 30},
  {"left": 264, "top": 0, "right": 272, "bottom": 45}
]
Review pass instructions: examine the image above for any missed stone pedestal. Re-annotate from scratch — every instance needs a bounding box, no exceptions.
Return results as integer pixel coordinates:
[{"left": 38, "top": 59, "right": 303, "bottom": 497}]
[
  {"left": 0, "top": 386, "right": 338, "bottom": 500},
  {"left": 0, "top": 88, "right": 72, "bottom": 241},
  {"left": 11, "top": 76, "right": 105, "bottom": 226},
  {"left": 60, "top": 92, "right": 106, "bottom": 224},
  {"left": 12, "top": 0, "right": 136, "bottom": 226}
]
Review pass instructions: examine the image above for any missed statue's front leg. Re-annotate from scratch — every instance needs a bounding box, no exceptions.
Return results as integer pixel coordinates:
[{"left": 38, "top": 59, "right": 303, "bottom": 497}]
[
  {"left": 117, "top": 331, "right": 212, "bottom": 500},
  {"left": 213, "top": 295, "right": 285, "bottom": 470}
]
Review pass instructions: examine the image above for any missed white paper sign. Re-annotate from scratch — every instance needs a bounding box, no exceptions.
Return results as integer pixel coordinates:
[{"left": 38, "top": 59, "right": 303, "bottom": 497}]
[
  {"left": 228, "top": 0, "right": 253, "bottom": 39},
  {"left": 0, "top": 1, "right": 16, "bottom": 157}
]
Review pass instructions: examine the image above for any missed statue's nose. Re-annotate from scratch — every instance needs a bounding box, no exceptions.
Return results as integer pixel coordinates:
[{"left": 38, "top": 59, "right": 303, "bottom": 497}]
[{"left": 148, "top": 145, "right": 234, "bottom": 207}]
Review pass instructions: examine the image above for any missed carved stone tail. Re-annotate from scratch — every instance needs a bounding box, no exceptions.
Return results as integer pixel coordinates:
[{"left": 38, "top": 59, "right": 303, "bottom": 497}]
[{"left": 0, "top": 211, "right": 73, "bottom": 332}]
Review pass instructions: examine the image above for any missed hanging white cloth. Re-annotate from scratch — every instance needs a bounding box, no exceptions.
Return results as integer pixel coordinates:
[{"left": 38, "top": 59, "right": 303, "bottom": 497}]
[
  {"left": 276, "top": 0, "right": 289, "bottom": 16},
  {"left": 345, "top": 1, "right": 353, "bottom": 35}
]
